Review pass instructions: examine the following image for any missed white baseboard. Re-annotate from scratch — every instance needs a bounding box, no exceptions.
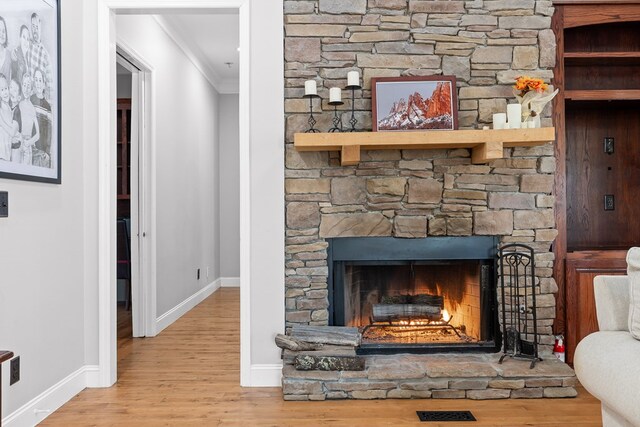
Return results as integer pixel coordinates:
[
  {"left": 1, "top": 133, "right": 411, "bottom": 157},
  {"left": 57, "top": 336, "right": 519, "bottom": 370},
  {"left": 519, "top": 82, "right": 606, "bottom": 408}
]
[
  {"left": 247, "top": 363, "right": 282, "bottom": 387},
  {"left": 220, "top": 277, "right": 240, "bottom": 287},
  {"left": 155, "top": 279, "right": 220, "bottom": 334},
  {"left": 2, "top": 365, "right": 94, "bottom": 427}
]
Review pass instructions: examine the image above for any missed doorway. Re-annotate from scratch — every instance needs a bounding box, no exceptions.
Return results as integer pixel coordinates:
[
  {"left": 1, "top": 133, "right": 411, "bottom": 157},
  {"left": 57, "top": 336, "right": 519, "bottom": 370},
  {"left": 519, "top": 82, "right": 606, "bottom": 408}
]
[
  {"left": 96, "top": 0, "right": 286, "bottom": 389},
  {"left": 97, "top": 1, "right": 252, "bottom": 388},
  {"left": 115, "top": 50, "right": 150, "bottom": 366},
  {"left": 115, "top": 59, "right": 134, "bottom": 360},
  {"left": 115, "top": 49, "right": 152, "bottom": 344}
]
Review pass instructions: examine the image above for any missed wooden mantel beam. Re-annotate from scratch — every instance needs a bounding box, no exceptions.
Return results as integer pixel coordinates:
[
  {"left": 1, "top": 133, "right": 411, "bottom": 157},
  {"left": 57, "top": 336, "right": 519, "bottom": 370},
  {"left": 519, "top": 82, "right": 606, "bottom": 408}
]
[
  {"left": 294, "top": 127, "right": 555, "bottom": 166},
  {"left": 340, "top": 145, "right": 360, "bottom": 166},
  {"left": 471, "top": 140, "right": 504, "bottom": 164}
]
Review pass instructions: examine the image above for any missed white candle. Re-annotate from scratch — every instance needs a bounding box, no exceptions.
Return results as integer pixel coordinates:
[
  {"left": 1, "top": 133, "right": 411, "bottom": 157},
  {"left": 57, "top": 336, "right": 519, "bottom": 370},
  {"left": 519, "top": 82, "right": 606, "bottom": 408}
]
[
  {"left": 304, "top": 80, "right": 317, "bottom": 96},
  {"left": 347, "top": 70, "right": 359, "bottom": 87},
  {"left": 507, "top": 103, "right": 522, "bottom": 129},
  {"left": 329, "top": 87, "right": 342, "bottom": 103},
  {"left": 492, "top": 113, "right": 506, "bottom": 130}
]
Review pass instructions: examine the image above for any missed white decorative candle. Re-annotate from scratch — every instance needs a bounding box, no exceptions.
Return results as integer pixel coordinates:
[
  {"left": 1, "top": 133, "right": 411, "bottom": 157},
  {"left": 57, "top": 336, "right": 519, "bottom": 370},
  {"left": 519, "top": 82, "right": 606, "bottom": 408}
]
[
  {"left": 304, "top": 80, "right": 317, "bottom": 96},
  {"left": 507, "top": 103, "right": 522, "bottom": 129},
  {"left": 492, "top": 113, "right": 507, "bottom": 130},
  {"left": 329, "top": 87, "right": 342, "bottom": 103},
  {"left": 347, "top": 70, "right": 360, "bottom": 87}
]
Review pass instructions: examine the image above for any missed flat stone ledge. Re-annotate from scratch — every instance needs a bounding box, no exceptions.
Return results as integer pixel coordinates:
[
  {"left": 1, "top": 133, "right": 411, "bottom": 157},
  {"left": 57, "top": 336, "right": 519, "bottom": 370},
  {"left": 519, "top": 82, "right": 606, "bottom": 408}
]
[
  {"left": 493, "top": 357, "right": 575, "bottom": 378},
  {"left": 282, "top": 353, "right": 576, "bottom": 400}
]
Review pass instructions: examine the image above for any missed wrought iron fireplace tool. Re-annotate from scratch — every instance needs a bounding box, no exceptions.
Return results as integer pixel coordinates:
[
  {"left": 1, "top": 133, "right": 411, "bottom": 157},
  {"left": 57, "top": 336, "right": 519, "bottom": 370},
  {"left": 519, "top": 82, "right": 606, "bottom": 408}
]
[{"left": 498, "top": 244, "right": 542, "bottom": 369}]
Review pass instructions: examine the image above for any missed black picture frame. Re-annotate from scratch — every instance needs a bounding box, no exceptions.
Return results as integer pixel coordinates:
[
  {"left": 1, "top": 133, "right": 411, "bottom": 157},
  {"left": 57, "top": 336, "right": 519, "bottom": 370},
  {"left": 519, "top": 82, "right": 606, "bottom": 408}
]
[{"left": 0, "top": 0, "right": 61, "bottom": 184}]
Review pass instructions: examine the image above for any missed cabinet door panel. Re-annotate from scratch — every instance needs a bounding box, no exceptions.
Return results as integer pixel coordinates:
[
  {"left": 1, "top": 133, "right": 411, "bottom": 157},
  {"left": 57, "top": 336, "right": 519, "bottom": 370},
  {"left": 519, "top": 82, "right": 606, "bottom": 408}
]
[{"left": 565, "top": 251, "right": 626, "bottom": 364}]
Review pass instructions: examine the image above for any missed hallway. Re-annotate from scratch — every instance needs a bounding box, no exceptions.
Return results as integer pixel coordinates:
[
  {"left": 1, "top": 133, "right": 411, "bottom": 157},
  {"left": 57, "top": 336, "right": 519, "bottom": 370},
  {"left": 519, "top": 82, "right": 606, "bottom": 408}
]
[{"left": 43, "top": 289, "right": 601, "bottom": 426}]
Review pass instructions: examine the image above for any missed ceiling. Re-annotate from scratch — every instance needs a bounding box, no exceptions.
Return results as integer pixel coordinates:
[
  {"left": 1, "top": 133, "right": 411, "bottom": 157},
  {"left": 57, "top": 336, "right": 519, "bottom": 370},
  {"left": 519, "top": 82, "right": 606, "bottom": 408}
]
[{"left": 155, "top": 12, "right": 240, "bottom": 94}]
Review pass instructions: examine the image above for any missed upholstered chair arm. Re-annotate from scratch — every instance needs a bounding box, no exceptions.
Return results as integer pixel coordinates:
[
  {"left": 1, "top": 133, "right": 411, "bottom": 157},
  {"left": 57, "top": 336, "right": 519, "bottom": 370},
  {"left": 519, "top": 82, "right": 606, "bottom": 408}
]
[{"left": 594, "top": 275, "right": 630, "bottom": 331}]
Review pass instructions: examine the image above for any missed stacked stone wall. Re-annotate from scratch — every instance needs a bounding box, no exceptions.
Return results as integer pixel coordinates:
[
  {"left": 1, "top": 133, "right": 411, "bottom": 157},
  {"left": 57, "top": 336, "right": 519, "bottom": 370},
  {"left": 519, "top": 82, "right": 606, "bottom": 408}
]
[{"left": 284, "top": 0, "right": 558, "bottom": 353}]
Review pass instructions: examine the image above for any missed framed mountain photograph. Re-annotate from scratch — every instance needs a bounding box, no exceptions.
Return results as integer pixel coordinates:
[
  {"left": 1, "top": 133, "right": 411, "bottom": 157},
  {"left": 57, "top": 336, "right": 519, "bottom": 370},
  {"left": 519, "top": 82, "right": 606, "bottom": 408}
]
[{"left": 371, "top": 76, "right": 458, "bottom": 132}]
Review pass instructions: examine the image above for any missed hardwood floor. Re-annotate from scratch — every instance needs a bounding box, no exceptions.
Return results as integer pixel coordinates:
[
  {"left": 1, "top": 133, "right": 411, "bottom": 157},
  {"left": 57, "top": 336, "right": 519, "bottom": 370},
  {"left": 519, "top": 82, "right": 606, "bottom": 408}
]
[
  {"left": 117, "top": 303, "right": 133, "bottom": 365},
  {"left": 43, "top": 289, "right": 602, "bottom": 426}
]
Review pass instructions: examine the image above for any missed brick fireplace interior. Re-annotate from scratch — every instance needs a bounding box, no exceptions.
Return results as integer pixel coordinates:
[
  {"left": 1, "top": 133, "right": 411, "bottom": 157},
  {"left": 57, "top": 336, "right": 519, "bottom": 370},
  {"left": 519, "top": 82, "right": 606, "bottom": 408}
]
[{"left": 329, "top": 237, "right": 499, "bottom": 353}]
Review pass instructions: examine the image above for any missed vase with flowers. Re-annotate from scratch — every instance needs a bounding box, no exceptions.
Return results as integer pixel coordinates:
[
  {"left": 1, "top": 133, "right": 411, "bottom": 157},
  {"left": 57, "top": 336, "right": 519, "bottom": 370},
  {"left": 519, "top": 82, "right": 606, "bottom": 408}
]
[{"left": 514, "top": 76, "right": 558, "bottom": 128}]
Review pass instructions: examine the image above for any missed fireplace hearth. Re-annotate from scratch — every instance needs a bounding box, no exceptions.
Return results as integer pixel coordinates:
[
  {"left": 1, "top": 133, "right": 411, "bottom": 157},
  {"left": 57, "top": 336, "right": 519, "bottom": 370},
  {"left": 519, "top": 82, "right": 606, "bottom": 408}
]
[{"left": 328, "top": 236, "right": 500, "bottom": 354}]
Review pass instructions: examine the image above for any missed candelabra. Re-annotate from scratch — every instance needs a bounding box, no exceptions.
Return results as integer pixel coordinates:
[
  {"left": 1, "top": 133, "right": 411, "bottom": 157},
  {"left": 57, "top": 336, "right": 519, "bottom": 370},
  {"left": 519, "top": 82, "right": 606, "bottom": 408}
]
[
  {"left": 345, "top": 83, "right": 361, "bottom": 132},
  {"left": 303, "top": 94, "right": 321, "bottom": 133},
  {"left": 327, "top": 100, "right": 344, "bottom": 133}
]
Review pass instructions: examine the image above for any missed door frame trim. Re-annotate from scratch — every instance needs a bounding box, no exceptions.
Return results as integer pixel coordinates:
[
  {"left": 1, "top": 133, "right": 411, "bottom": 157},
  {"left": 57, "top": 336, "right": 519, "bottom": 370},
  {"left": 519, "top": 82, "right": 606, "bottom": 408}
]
[
  {"left": 116, "top": 43, "right": 156, "bottom": 338},
  {"left": 96, "top": 0, "right": 252, "bottom": 387}
]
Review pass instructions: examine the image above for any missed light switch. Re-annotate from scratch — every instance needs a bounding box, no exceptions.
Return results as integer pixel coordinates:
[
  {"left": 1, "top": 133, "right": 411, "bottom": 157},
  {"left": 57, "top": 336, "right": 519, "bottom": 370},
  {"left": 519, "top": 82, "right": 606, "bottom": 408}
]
[
  {"left": 604, "top": 137, "right": 614, "bottom": 155},
  {"left": 0, "top": 191, "right": 7, "bottom": 217}
]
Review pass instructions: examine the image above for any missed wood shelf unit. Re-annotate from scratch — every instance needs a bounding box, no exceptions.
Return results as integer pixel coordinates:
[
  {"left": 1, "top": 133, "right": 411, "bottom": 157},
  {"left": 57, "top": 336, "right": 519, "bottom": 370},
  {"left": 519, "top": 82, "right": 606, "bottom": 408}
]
[
  {"left": 294, "top": 127, "right": 555, "bottom": 166},
  {"left": 0, "top": 350, "right": 14, "bottom": 423},
  {"left": 553, "top": 7, "right": 640, "bottom": 364},
  {"left": 564, "top": 51, "right": 640, "bottom": 66},
  {"left": 117, "top": 99, "right": 131, "bottom": 218},
  {"left": 564, "top": 51, "right": 640, "bottom": 58},
  {"left": 565, "top": 89, "right": 640, "bottom": 100}
]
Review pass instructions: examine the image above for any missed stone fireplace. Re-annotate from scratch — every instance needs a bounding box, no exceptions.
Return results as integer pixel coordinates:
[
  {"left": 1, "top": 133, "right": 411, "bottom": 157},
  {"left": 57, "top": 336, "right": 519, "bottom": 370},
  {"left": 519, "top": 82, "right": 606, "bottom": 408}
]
[
  {"left": 284, "top": 0, "right": 558, "bottom": 354},
  {"left": 282, "top": 0, "right": 567, "bottom": 401},
  {"left": 328, "top": 236, "right": 499, "bottom": 353}
]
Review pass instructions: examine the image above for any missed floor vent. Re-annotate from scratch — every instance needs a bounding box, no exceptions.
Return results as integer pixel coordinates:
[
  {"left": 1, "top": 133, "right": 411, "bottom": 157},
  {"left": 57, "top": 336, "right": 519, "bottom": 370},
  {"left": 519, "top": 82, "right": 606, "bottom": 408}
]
[{"left": 417, "top": 411, "right": 477, "bottom": 422}]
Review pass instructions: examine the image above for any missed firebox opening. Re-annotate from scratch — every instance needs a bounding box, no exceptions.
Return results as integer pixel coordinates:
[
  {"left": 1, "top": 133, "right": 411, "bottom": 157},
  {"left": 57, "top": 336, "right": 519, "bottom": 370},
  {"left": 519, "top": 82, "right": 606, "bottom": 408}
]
[
  {"left": 343, "top": 261, "right": 488, "bottom": 346},
  {"left": 328, "top": 236, "right": 500, "bottom": 355}
]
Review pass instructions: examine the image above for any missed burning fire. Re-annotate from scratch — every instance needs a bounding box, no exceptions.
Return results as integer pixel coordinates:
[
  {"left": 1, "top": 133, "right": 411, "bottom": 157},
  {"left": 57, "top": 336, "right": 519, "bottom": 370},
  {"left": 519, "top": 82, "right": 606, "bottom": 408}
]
[
  {"left": 397, "top": 320, "right": 430, "bottom": 326},
  {"left": 391, "top": 309, "right": 452, "bottom": 328}
]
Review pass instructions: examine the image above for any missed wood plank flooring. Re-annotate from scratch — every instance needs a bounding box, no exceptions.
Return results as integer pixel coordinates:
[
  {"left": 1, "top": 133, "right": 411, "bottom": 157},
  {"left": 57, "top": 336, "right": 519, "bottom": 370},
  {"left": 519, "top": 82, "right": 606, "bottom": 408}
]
[
  {"left": 43, "top": 289, "right": 602, "bottom": 426},
  {"left": 117, "top": 303, "right": 133, "bottom": 364}
]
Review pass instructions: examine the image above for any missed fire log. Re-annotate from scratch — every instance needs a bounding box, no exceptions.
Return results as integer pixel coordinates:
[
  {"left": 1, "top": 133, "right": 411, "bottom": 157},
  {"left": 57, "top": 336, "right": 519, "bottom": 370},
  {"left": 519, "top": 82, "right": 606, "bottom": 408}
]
[
  {"left": 372, "top": 304, "right": 441, "bottom": 323},
  {"left": 290, "top": 325, "right": 361, "bottom": 346},
  {"left": 380, "top": 294, "right": 444, "bottom": 306}
]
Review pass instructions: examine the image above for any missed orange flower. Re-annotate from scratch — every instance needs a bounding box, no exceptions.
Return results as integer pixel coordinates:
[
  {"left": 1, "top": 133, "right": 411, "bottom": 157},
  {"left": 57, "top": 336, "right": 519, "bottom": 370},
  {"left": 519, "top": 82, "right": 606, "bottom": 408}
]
[{"left": 514, "top": 76, "right": 549, "bottom": 96}]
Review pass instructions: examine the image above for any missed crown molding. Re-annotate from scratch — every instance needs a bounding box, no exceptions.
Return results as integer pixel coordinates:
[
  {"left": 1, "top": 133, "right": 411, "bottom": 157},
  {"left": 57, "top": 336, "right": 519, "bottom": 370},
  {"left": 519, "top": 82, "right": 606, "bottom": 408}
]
[{"left": 152, "top": 15, "right": 223, "bottom": 92}]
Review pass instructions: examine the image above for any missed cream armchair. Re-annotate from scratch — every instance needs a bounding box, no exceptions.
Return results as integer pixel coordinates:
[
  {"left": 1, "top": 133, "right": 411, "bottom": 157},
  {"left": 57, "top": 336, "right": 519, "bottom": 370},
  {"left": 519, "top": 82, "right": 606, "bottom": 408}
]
[{"left": 574, "top": 248, "right": 640, "bottom": 427}]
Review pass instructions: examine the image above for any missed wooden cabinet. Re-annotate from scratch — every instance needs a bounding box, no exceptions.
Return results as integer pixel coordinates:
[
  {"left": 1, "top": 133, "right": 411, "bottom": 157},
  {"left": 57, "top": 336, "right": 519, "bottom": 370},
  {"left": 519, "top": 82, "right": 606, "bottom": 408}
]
[
  {"left": 117, "top": 99, "right": 131, "bottom": 218},
  {"left": 553, "top": 4, "right": 640, "bottom": 364},
  {"left": 564, "top": 251, "right": 627, "bottom": 364},
  {"left": 563, "top": 21, "right": 640, "bottom": 252},
  {"left": 0, "top": 351, "right": 14, "bottom": 423}
]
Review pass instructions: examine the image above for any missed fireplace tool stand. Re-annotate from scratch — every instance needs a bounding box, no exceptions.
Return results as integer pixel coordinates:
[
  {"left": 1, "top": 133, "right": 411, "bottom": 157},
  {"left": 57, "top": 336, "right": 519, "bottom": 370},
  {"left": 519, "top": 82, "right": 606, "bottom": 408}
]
[{"left": 498, "top": 244, "right": 542, "bottom": 369}]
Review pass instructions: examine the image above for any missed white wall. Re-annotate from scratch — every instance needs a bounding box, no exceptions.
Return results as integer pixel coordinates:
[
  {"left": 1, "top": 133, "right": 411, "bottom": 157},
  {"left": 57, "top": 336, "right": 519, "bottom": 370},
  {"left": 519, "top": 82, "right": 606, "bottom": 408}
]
[
  {"left": 116, "top": 14, "right": 220, "bottom": 316},
  {"left": 246, "top": 0, "right": 284, "bottom": 378},
  {"left": 2, "top": 1, "right": 284, "bottom": 421},
  {"left": 0, "top": 0, "right": 87, "bottom": 421},
  {"left": 219, "top": 94, "right": 240, "bottom": 278}
]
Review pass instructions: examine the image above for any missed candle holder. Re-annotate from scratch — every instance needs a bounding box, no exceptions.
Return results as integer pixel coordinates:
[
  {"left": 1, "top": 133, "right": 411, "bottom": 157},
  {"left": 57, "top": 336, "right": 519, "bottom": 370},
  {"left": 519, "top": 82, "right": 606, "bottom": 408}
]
[
  {"left": 328, "top": 101, "right": 344, "bottom": 133},
  {"left": 303, "top": 94, "right": 321, "bottom": 133},
  {"left": 345, "top": 84, "right": 361, "bottom": 132}
]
